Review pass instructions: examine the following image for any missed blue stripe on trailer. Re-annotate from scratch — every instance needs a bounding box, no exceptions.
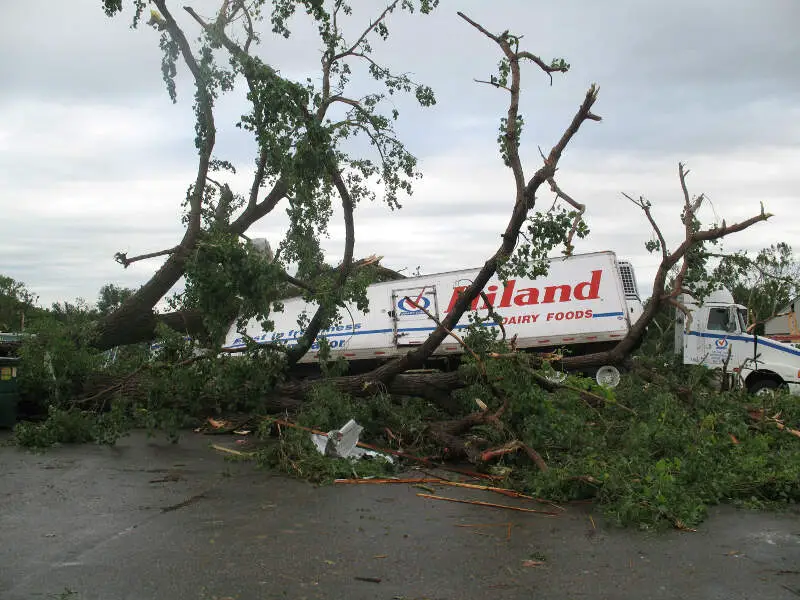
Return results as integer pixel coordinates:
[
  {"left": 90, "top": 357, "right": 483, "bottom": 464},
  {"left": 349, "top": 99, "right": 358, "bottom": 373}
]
[
  {"left": 226, "top": 311, "right": 627, "bottom": 349},
  {"left": 686, "top": 330, "right": 800, "bottom": 357}
]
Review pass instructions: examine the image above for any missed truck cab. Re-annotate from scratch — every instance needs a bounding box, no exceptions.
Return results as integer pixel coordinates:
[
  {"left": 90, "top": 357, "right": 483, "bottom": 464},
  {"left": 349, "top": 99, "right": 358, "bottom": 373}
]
[{"left": 675, "top": 288, "right": 800, "bottom": 394}]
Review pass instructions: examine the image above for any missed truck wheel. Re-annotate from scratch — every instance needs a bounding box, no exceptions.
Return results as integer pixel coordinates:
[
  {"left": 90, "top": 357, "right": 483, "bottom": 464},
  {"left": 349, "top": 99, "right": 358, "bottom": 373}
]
[
  {"left": 595, "top": 365, "right": 621, "bottom": 388},
  {"left": 748, "top": 378, "right": 780, "bottom": 396}
]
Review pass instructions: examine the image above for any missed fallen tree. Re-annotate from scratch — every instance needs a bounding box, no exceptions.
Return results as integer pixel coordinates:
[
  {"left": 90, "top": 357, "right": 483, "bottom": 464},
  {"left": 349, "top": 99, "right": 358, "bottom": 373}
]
[{"left": 96, "top": 0, "right": 437, "bottom": 351}]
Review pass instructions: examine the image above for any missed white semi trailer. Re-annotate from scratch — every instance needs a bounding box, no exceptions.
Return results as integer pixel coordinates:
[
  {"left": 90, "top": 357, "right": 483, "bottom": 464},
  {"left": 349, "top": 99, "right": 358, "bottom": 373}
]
[{"left": 223, "top": 251, "right": 644, "bottom": 386}]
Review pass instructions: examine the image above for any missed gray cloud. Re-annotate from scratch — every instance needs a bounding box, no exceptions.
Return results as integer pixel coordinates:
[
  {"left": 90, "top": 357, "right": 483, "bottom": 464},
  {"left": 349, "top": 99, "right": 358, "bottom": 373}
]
[{"left": 0, "top": 0, "right": 798, "bottom": 307}]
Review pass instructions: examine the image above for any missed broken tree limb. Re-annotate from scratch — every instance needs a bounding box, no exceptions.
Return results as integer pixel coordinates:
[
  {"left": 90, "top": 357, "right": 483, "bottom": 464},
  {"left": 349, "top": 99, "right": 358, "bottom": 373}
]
[
  {"left": 479, "top": 440, "right": 548, "bottom": 472},
  {"left": 548, "top": 177, "right": 586, "bottom": 255},
  {"left": 402, "top": 294, "right": 510, "bottom": 417},
  {"left": 552, "top": 163, "right": 771, "bottom": 372},
  {"left": 748, "top": 409, "right": 800, "bottom": 439},
  {"left": 210, "top": 444, "right": 255, "bottom": 458},
  {"left": 334, "top": 477, "right": 447, "bottom": 484},
  {"left": 334, "top": 476, "right": 563, "bottom": 508},
  {"left": 353, "top": 19, "right": 601, "bottom": 387},
  {"left": 416, "top": 493, "right": 559, "bottom": 516},
  {"left": 114, "top": 246, "right": 180, "bottom": 268}
]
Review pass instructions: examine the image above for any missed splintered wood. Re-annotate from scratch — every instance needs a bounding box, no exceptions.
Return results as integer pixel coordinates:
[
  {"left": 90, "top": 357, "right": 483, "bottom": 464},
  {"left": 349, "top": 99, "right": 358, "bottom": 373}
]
[
  {"left": 334, "top": 476, "right": 564, "bottom": 511},
  {"left": 416, "top": 493, "right": 559, "bottom": 516}
]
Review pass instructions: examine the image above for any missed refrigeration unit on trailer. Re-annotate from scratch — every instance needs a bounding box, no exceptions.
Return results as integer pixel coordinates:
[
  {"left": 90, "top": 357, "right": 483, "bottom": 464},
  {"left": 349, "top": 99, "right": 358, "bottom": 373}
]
[
  {"left": 674, "top": 288, "right": 800, "bottom": 395},
  {"left": 223, "top": 251, "right": 644, "bottom": 386}
]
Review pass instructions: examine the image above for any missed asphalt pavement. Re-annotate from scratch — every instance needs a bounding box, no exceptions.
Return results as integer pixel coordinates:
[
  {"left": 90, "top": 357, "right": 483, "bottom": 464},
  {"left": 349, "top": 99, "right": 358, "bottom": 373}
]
[{"left": 1, "top": 431, "right": 799, "bottom": 600}]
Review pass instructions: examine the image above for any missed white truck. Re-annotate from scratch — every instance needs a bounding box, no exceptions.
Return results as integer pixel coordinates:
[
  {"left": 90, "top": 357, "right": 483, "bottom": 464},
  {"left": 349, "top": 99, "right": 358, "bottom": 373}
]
[
  {"left": 223, "top": 251, "right": 645, "bottom": 386},
  {"left": 675, "top": 288, "right": 800, "bottom": 395}
]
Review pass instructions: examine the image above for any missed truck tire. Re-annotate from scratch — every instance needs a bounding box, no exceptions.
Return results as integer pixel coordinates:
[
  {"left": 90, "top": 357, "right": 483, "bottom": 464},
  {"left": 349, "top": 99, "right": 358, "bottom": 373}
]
[
  {"left": 595, "top": 365, "right": 621, "bottom": 388},
  {"left": 748, "top": 378, "right": 780, "bottom": 395}
]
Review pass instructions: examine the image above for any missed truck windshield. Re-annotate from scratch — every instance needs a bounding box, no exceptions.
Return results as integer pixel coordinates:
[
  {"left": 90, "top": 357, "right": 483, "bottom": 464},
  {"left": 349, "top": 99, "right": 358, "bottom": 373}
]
[{"left": 707, "top": 307, "right": 733, "bottom": 332}]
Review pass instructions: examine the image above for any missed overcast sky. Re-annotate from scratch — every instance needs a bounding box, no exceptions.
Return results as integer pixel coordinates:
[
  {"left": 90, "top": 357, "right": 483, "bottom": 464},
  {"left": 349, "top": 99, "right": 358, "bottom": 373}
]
[{"left": 1, "top": 0, "right": 798, "bottom": 308}]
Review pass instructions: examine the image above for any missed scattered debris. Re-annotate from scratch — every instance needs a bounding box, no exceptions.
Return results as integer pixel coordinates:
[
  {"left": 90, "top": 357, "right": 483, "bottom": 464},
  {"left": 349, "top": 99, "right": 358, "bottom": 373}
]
[
  {"left": 210, "top": 444, "right": 255, "bottom": 458},
  {"left": 160, "top": 492, "right": 207, "bottom": 513},
  {"left": 748, "top": 409, "right": 800, "bottom": 439},
  {"left": 417, "top": 493, "right": 559, "bottom": 515},
  {"left": 335, "top": 477, "right": 444, "bottom": 485},
  {"left": 309, "top": 419, "right": 394, "bottom": 463},
  {"left": 272, "top": 418, "right": 500, "bottom": 479},
  {"left": 334, "top": 475, "right": 563, "bottom": 509},
  {"left": 781, "top": 584, "right": 800, "bottom": 598},
  {"left": 673, "top": 519, "right": 697, "bottom": 532},
  {"left": 521, "top": 559, "right": 546, "bottom": 568}
]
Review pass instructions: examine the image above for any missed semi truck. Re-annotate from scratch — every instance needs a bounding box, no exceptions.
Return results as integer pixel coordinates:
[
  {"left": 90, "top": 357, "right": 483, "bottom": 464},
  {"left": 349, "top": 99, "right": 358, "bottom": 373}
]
[
  {"left": 223, "top": 251, "right": 645, "bottom": 386},
  {"left": 675, "top": 288, "right": 800, "bottom": 395},
  {"left": 222, "top": 249, "right": 800, "bottom": 394}
]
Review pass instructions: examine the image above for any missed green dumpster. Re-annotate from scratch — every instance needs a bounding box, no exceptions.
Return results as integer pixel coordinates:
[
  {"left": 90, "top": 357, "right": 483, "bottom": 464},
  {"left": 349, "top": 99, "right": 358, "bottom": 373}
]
[{"left": 0, "top": 356, "right": 20, "bottom": 428}]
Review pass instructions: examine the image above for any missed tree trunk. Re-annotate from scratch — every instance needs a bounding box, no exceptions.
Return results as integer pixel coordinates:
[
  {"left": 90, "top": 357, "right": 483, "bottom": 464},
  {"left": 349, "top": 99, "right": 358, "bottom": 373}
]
[
  {"left": 273, "top": 369, "right": 470, "bottom": 409},
  {"left": 93, "top": 235, "right": 204, "bottom": 349}
]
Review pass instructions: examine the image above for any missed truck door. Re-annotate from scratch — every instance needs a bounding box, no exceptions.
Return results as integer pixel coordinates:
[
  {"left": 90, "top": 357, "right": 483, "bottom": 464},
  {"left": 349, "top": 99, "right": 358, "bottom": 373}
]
[
  {"left": 701, "top": 306, "right": 744, "bottom": 368},
  {"left": 681, "top": 307, "right": 705, "bottom": 365},
  {"left": 391, "top": 285, "right": 439, "bottom": 345}
]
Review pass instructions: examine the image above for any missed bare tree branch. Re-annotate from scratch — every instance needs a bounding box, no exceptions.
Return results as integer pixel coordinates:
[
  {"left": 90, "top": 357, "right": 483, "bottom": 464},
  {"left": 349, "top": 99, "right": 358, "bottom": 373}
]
[
  {"left": 234, "top": 0, "right": 256, "bottom": 53},
  {"left": 549, "top": 177, "right": 585, "bottom": 255},
  {"left": 247, "top": 148, "right": 269, "bottom": 209},
  {"left": 114, "top": 247, "right": 180, "bottom": 268},
  {"left": 623, "top": 192, "right": 668, "bottom": 261},
  {"left": 679, "top": 162, "right": 704, "bottom": 217},
  {"left": 665, "top": 295, "right": 693, "bottom": 327},
  {"left": 354, "top": 14, "right": 599, "bottom": 386},
  {"left": 474, "top": 78, "right": 512, "bottom": 92},
  {"left": 518, "top": 50, "right": 569, "bottom": 84},
  {"left": 559, "top": 164, "right": 772, "bottom": 371},
  {"left": 333, "top": 1, "right": 399, "bottom": 62},
  {"left": 456, "top": 11, "right": 501, "bottom": 42}
]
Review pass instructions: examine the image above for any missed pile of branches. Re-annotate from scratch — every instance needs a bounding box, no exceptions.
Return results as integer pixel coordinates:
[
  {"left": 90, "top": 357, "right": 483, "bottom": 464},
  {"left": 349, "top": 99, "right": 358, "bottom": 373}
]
[{"left": 29, "top": 321, "right": 795, "bottom": 531}]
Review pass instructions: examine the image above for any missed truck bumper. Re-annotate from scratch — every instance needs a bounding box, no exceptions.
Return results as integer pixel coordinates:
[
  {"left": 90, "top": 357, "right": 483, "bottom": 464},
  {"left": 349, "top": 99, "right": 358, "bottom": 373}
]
[{"left": 785, "top": 381, "right": 800, "bottom": 396}]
